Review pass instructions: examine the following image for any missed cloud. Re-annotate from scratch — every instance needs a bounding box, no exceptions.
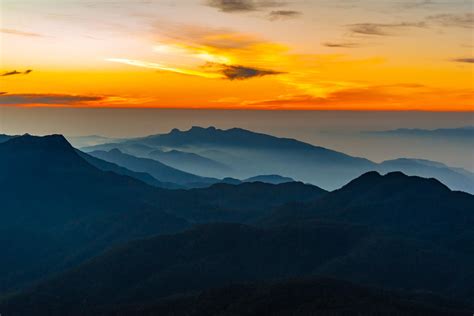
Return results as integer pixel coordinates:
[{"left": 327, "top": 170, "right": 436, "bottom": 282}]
[
  {"left": 107, "top": 58, "right": 283, "bottom": 80},
  {"left": 209, "top": 63, "right": 284, "bottom": 80},
  {"left": 323, "top": 42, "right": 360, "bottom": 48},
  {"left": 0, "top": 28, "right": 44, "bottom": 37},
  {"left": 427, "top": 13, "right": 474, "bottom": 28},
  {"left": 243, "top": 84, "right": 472, "bottom": 110},
  {"left": 268, "top": 10, "right": 301, "bottom": 21},
  {"left": 452, "top": 58, "right": 474, "bottom": 63},
  {"left": 110, "top": 26, "right": 287, "bottom": 81},
  {"left": 205, "top": 0, "right": 284, "bottom": 12},
  {"left": 0, "top": 93, "right": 105, "bottom": 106},
  {"left": 107, "top": 58, "right": 223, "bottom": 79},
  {"left": 1, "top": 70, "right": 33, "bottom": 77},
  {"left": 348, "top": 22, "right": 426, "bottom": 36}
]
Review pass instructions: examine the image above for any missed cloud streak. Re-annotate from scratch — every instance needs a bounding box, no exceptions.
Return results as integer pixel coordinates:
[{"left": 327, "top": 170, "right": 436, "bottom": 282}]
[
  {"left": 348, "top": 22, "right": 426, "bottom": 36},
  {"left": 268, "top": 10, "right": 301, "bottom": 21},
  {"left": 107, "top": 58, "right": 283, "bottom": 80},
  {"left": 323, "top": 42, "right": 360, "bottom": 48},
  {"left": 0, "top": 93, "right": 106, "bottom": 106},
  {"left": 205, "top": 0, "right": 284, "bottom": 12},
  {"left": 106, "top": 58, "right": 223, "bottom": 79},
  {"left": 0, "top": 28, "right": 44, "bottom": 37},
  {"left": 208, "top": 63, "right": 284, "bottom": 80},
  {"left": 243, "top": 84, "right": 473, "bottom": 110},
  {"left": 1, "top": 70, "right": 33, "bottom": 77},
  {"left": 428, "top": 13, "right": 474, "bottom": 28},
  {"left": 452, "top": 58, "right": 474, "bottom": 63}
]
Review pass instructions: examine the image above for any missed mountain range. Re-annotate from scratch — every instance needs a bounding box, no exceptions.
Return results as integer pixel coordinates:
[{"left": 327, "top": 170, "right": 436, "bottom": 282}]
[
  {"left": 82, "top": 126, "right": 474, "bottom": 193},
  {"left": 0, "top": 134, "right": 325, "bottom": 293},
  {"left": 1, "top": 132, "right": 473, "bottom": 315}
]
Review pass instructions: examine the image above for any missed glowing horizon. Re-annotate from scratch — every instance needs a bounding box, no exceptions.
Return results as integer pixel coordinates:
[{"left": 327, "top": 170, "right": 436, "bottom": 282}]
[{"left": 0, "top": 0, "right": 472, "bottom": 111}]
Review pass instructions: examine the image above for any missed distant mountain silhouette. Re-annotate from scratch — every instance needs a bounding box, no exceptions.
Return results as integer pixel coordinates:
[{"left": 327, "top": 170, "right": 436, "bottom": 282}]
[
  {"left": 88, "top": 148, "right": 219, "bottom": 186},
  {"left": 368, "top": 126, "right": 474, "bottom": 138},
  {"left": 76, "top": 150, "right": 182, "bottom": 189},
  {"left": 148, "top": 148, "right": 232, "bottom": 178},
  {"left": 377, "top": 158, "right": 474, "bottom": 193},
  {"left": 85, "top": 126, "right": 375, "bottom": 189},
  {"left": 83, "top": 126, "right": 474, "bottom": 192},
  {"left": 244, "top": 174, "right": 294, "bottom": 184},
  {"left": 66, "top": 135, "right": 125, "bottom": 148}
]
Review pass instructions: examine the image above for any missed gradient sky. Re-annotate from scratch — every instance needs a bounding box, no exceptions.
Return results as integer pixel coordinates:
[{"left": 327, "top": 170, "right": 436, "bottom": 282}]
[{"left": 0, "top": 0, "right": 473, "bottom": 110}]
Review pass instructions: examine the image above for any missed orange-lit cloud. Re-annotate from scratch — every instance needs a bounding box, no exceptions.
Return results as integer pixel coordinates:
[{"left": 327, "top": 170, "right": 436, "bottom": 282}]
[
  {"left": 106, "top": 58, "right": 223, "bottom": 79},
  {"left": 242, "top": 84, "right": 474, "bottom": 111}
]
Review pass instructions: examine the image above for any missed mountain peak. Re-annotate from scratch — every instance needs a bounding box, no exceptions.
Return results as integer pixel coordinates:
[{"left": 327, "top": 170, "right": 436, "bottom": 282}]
[
  {"left": 341, "top": 170, "right": 451, "bottom": 195},
  {"left": 189, "top": 126, "right": 217, "bottom": 132},
  {"left": 4, "top": 134, "right": 73, "bottom": 151}
]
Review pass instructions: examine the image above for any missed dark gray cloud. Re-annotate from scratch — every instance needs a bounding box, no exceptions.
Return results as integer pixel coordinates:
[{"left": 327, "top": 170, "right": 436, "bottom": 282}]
[
  {"left": 0, "top": 93, "right": 104, "bottom": 105},
  {"left": 323, "top": 42, "right": 360, "bottom": 48},
  {"left": 452, "top": 58, "right": 474, "bottom": 63},
  {"left": 268, "top": 10, "right": 301, "bottom": 21},
  {"left": 220, "top": 64, "right": 283, "bottom": 80},
  {"left": 349, "top": 22, "right": 426, "bottom": 36},
  {"left": 1, "top": 70, "right": 33, "bottom": 77},
  {"left": 427, "top": 13, "right": 474, "bottom": 28},
  {"left": 206, "top": 0, "right": 284, "bottom": 13}
]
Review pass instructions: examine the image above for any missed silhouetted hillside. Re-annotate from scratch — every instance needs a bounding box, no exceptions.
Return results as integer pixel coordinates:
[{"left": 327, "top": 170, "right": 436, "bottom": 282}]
[
  {"left": 148, "top": 148, "right": 232, "bottom": 178},
  {"left": 0, "top": 134, "right": 326, "bottom": 293},
  {"left": 76, "top": 150, "right": 182, "bottom": 189},
  {"left": 3, "top": 221, "right": 473, "bottom": 313},
  {"left": 89, "top": 148, "right": 219, "bottom": 186},
  {"left": 377, "top": 158, "right": 474, "bottom": 193},
  {"left": 265, "top": 171, "right": 474, "bottom": 248},
  {"left": 244, "top": 174, "right": 294, "bottom": 184},
  {"left": 0, "top": 135, "right": 189, "bottom": 292},
  {"left": 0, "top": 134, "right": 16, "bottom": 143},
  {"left": 4, "top": 278, "right": 471, "bottom": 316}
]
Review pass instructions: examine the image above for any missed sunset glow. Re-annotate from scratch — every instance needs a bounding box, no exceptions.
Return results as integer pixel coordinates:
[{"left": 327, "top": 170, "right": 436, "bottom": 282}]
[{"left": 0, "top": 0, "right": 473, "bottom": 110}]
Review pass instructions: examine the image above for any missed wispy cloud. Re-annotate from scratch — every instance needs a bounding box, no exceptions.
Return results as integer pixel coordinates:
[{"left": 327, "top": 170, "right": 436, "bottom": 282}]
[
  {"left": 1, "top": 70, "right": 33, "bottom": 77},
  {"left": 323, "top": 42, "right": 360, "bottom": 48},
  {"left": 205, "top": 63, "right": 284, "bottom": 79},
  {"left": 109, "top": 26, "right": 286, "bottom": 81},
  {"left": 243, "top": 84, "right": 473, "bottom": 110},
  {"left": 0, "top": 93, "right": 152, "bottom": 107},
  {"left": 205, "top": 0, "right": 284, "bottom": 13},
  {"left": 427, "top": 13, "right": 474, "bottom": 28},
  {"left": 0, "top": 28, "right": 44, "bottom": 37},
  {"left": 0, "top": 93, "right": 105, "bottom": 106},
  {"left": 268, "top": 10, "right": 301, "bottom": 21},
  {"left": 107, "top": 58, "right": 283, "bottom": 80},
  {"left": 106, "top": 58, "right": 223, "bottom": 79},
  {"left": 452, "top": 58, "right": 474, "bottom": 63},
  {"left": 348, "top": 22, "right": 426, "bottom": 36}
]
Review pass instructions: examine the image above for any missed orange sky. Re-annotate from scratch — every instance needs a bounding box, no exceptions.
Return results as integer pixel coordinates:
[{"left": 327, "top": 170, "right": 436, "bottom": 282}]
[{"left": 0, "top": 0, "right": 473, "bottom": 111}]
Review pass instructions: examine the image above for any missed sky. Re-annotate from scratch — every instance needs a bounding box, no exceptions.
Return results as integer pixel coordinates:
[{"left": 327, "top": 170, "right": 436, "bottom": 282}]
[{"left": 0, "top": 0, "right": 473, "bottom": 110}]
